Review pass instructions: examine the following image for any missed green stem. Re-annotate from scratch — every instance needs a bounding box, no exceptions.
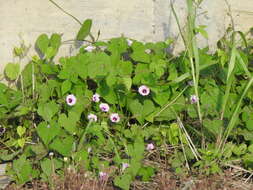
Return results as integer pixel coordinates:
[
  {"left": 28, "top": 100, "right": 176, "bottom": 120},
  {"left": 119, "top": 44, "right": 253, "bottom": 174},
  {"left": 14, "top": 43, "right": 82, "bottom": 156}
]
[
  {"left": 48, "top": 0, "right": 82, "bottom": 25},
  {"left": 77, "top": 122, "right": 91, "bottom": 151}
]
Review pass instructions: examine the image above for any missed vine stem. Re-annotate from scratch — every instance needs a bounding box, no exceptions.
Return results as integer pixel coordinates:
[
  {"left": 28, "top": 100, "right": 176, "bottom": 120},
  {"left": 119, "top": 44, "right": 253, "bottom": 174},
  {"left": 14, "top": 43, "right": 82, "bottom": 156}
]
[{"left": 48, "top": 0, "right": 82, "bottom": 25}]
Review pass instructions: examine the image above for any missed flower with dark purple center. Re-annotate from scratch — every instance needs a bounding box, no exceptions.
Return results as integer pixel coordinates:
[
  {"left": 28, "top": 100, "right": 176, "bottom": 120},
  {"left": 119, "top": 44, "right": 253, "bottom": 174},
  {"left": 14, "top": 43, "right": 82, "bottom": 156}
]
[
  {"left": 138, "top": 85, "right": 150, "bottom": 96},
  {"left": 66, "top": 94, "right": 76, "bottom": 106},
  {"left": 87, "top": 113, "right": 97, "bottom": 122},
  {"left": 110, "top": 113, "right": 120, "bottom": 123},
  {"left": 99, "top": 103, "right": 110, "bottom": 112},
  {"left": 190, "top": 95, "right": 198, "bottom": 104},
  {"left": 92, "top": 93, "right": 100, "bottom": 103}
]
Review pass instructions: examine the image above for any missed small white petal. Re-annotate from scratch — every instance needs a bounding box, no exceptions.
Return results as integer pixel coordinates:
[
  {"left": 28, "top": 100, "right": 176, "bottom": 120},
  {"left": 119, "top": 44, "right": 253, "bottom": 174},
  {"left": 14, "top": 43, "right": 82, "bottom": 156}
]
[
  {"left": 99, "top": 103, "right": 110, "bottom": 112},
  {"left": 66, "top": 94, "right": 77, "bottom": 106},
  {"left": 110, "top": 113, "right": 120, "bottom": 123},
  {"left": 88, "top": 113, "right": 97, "bottom": 122},
  {"left": 127, "top": 39, "right": 133, "bottom": 46},
  {"left": 84, "top": 45, "right": 96, "bottom": 52},
  {"left": 146, "top": 143, "right": 155, "bottom": 151},
  {"left": 138, "top": 85, "right": 150, "bottom": 96},
  {"left": 92, "top": 93, "right": 100, "bottom": 103}
]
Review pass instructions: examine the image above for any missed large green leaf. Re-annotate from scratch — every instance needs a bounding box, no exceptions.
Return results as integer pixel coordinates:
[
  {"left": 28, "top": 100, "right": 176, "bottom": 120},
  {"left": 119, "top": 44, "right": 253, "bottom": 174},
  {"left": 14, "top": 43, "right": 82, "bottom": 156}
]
[
  {"left": 4, "top": 63, "right": 20, "bottom": 80},
  {"left": 49, "top": 136, "right": 74, "bottom": 156},
  {"left": 36, "top": 121, "right": 60, "bottom": 146},
  {"left": 76, "top": 19, "right": 92, "bottom": 41},
  {"left": 35, "top": 34, "right": 49, "bottom": 55},
  {"left": 58, "top": 113, "right": 78, "bottom": 134},
  {"left": 37, "top": 101, "right": 59, "bottom": 122}
]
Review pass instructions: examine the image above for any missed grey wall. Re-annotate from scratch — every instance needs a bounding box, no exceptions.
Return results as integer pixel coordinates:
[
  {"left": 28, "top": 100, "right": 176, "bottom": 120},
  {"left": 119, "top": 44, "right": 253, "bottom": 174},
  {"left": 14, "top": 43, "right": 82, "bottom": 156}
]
[{"left": 0, "top": 0, "right": 253, "bottom": 71}]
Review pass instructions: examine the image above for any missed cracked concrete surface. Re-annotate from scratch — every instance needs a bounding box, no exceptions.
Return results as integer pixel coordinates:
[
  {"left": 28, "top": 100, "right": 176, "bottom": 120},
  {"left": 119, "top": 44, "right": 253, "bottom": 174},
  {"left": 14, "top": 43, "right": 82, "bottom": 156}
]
[{"left": 0, "top": 0, "right": 252, "bottom": 71}]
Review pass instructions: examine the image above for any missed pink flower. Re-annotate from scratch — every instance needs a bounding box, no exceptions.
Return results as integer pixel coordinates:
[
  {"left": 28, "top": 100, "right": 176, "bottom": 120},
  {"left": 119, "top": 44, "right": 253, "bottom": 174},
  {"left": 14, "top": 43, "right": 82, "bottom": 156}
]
[
  {"left": 84, "top": 45, "right": 96, "bottom": 52},
  {"left": 146, "top": 143, "right": 155, "bottom": 151},
  {"left": 99, "top": 171, "right": 108, "bottom": 181},
  {"left": 138, "top": 85, "right": 150, "bottom": 96},
  {"left": 99, "top": 103, "right": 110, "bottom": 112},
  {"left": 127, "top": 39, "right": 133, "bottom": 46},
  {"left": 92, "top": 93, "right": 100, "bottom": 102},
  {"left": 190, "top": 95, "right": 198, "bottom": 104},
  {"left": 87, "top": 113, "right": 97, "bottom": 122},
  {"left": 66, "top": 94, "right": 77, "bottom": 106},
  {"left": 122, "top": 163, "right": 129, "bottom": 171},
  {"left": 110, "top": 113, "right": 120, "bottom": 123}
]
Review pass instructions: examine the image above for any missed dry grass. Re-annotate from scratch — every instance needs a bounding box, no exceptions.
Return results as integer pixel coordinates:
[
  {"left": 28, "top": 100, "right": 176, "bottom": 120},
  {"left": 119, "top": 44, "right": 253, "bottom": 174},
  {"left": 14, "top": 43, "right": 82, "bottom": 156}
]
[
  {"left": 5, "top": 167, "right": 253, "bottom": 190},
  {"left": 5, "top": 150, "right": 253, "bottom": 190}
]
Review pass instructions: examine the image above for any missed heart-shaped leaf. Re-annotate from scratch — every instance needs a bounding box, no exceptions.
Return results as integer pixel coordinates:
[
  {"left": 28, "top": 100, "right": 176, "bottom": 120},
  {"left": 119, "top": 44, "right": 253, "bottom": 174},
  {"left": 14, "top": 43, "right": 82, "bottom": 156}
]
[{"left": 36, "top": 121, "right": 60, "bottom": 146}]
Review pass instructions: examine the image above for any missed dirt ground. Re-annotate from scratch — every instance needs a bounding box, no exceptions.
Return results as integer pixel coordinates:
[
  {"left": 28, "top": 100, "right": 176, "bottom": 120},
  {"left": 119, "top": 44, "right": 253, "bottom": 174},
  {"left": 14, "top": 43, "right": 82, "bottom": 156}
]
[{"left": 5, "top": 167, "right": 253, "bottom": 190}]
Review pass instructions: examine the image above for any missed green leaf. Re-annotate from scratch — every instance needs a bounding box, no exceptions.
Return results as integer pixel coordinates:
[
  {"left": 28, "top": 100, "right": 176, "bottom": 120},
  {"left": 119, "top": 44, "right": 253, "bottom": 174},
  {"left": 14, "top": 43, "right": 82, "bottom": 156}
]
[
  {"left": 35, "top": 34, "right": 49, "bottom": 55},
  {"left": 61, "top": 80, "right": 72, "bottom": 95},
  {"left": 114, "top": 174, "right": 132, "bottom": 190},
  {"left": 12, "top": 155, "right": 32, "bottom": 185},
  {"left": 76, "top": 19, "right": 92, "bottom": 41},
  {"left": 17, "top": 138, "right": 26, "bottom": 148},
  {"left": 137, "top": 166, "right": 155, "bottom": 181},
  {"left": 121, "top": 77, "right": 132, "bottom": 91},
  {"left": 36, "top": 121, "right": 60, "bottom": 146},
  {"left": 203, "top": 119, "right": 223, "bottom": 136},
  {"left": 4, "top": 63, "right": 20, "bottom": 80},
  {"left": 49, "top": 136, "right": 74, "bottom": 156},
  {"left": 40, "top": 158, "right": 63, "bottom": 178},
  {"left": 129, "top": 99, "right": 144, "bottom": 124},
  {"left": 50, "top": 33, "right": 61, "bottom": 50},
  {"left": 37, "top": 101, "right": 59, "bottom": 122},
  {"left": 246, "top": 119, "right": 253, "bottom": 131},
  {"left": 17, "top": 126, "right": 26, "bottom": 137},
  {"left": 45, "top": 47, "right": 56, "bottom": 59},
  {"left": 58, "top": 113, "right": 78, "bottom": 134},
  {"left": 232, "top": 144, "right": 247, "bottom": 156},
  {"left": 248, "top": 144, "right": 253, "bottom": 153}
]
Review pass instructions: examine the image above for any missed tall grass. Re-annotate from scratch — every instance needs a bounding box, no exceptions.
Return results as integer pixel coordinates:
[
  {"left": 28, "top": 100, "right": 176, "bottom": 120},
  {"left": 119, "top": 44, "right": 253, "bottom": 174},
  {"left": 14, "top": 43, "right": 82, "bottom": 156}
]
[
  {"left": 170, "top": 0, "right": 204, "bottom": 147},
  {"left": 171, "top": 0, "right": 253, "bottom": 160}
]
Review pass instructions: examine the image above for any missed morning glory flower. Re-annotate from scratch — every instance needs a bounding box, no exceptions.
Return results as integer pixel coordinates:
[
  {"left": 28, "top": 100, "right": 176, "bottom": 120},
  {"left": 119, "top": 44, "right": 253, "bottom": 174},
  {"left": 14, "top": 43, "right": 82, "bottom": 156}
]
[
  {"left": 146, "top": 143, "right": 155, "bottom": 151},
  {"left": 122, "top": 163, "right": 130, "bottom": 171},
  {"left": 66, "top": 94, "right": 77, "bottom": 106},
  {"left": 87, "top": 113, "right": 97, "bottom": 122},
  {"left": 127, "top": 39, "right": 133, "bottom": 46},
  {"left": 190, "top": 95, "right": 198, "bottom": 104},
  {"left": 99, "top": 171, "right": 108, "bottom": 181},
  {"left": 84, "top": 45, "right": 96, "bottom": 52},
  {"left": 99, "top": 103, "right": 110, "bottom": 112},
  {"left": 92, "top": 93, "right": 100, "bottom": 102},
  {"left": 49, "top": 152, "right": 54, "bottom": 157},
  {"left": 110, "top": 113, "right": 120, "bottom": 123},
  {"left": 138, "top": 85, "right": 150, "bottom": 96}
]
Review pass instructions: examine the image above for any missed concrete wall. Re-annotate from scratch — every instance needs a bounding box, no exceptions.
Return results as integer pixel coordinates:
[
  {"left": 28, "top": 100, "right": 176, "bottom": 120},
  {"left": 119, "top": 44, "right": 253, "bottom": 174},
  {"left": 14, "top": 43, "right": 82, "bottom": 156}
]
[{"left": 0, "top": 0, "right": 252, "bottom": 71}]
